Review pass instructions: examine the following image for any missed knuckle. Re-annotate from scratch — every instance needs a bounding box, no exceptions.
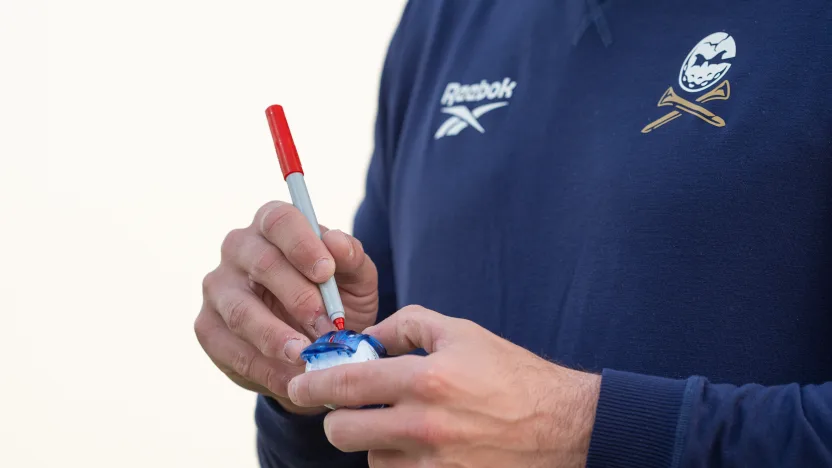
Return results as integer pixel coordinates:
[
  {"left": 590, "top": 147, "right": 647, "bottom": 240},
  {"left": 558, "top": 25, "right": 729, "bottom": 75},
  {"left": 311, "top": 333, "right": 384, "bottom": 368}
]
[
  {"left": 332, "top": 367, "right": 350, "bottom": 399},
  {"left": 287, "top": 237, "right": 317, "bottom": 266},
  {"left": 258, "top": 325, "right": 286, "bottom": 358},
  {"left": 231, "top": 350, "right": 255, "bottom": 378},
  {"left": 201, "top": 270, "right": 219, "bottom": 296},
  {"left": 251, "top": 248, "right": 281, "bottom": 278},
  {"left": 331, "top": 367, "right": 355, "bottom": 402},
  {"left": 254, "top": 201, "right": 278, "bottom": 222},
  {"left": 400, "top": 316, "right": 422, "bottom": 344},
  {"left": 411, "top": 364, "right": 449, "bottom": 401},
  {"left": 226, "top": 298, "right": 251, "bottom": 334},
  {"left": 452, "top": 317, "right": 476, "bottom": 330},
  {"left": 295, "top": 374, "right": 313, "bottom": 405},
  {"left": 260, "top": 202, "right": 294, "bottom": 237},
  {"left": 451, "top": 317, "right": 481, "bottom": 336},
  {"left": 221, "top": 228, "right": 246, "bottom": 259},
  {"left": 193, "top": 311, "right": 212, "bottom": 347},
  {"left": 405, "top": 412, "right": 446, "bottom": 446},
  {"left": 288, "top": 287, "right": 322, "bottom": 319},
  {"left": 400, "top": 304, "right": 427, "bottom": 317},
  {"left": 279, "top": 368, "right": 299, "bottom": 395},
  {"left": 260, "top": 365, "right": 287, "bottom": 395}
]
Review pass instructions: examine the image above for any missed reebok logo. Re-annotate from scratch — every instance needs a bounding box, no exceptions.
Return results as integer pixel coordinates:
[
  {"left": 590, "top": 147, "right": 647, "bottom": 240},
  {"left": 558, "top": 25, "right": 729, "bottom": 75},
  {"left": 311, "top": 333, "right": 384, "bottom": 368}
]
[
  {"left": 440, "top": 78, "right": 517, "bottom": 106},
  {"left": 434, "top": 77, "right": 517, "bottom": 139}
]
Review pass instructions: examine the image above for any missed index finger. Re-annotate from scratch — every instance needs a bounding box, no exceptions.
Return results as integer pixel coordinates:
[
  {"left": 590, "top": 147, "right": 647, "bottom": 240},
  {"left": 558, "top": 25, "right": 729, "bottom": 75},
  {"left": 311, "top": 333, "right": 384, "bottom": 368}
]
[
  {"left": 255, "top": 201, "right": 335, "bottom": 284},
  {"left": 362, "top": 306, "right": 454, "bottom": 355},
  {"left": 288, "top": 355, "right": 423, "bottom": 408}
]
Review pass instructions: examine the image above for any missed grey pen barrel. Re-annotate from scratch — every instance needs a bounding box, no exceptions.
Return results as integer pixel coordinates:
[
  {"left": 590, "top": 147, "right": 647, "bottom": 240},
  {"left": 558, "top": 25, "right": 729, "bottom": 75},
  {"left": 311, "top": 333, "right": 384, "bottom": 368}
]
[{"left": 285, "top": 172, "right": 346, "bottom": 322}]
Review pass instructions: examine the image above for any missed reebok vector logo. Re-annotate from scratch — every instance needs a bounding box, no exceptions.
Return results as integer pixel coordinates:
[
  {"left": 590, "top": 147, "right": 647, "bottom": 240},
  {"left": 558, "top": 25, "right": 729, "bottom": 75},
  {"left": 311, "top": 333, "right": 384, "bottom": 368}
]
[{"left": 434, "top": 77, "right": 516, "bottom": 139}]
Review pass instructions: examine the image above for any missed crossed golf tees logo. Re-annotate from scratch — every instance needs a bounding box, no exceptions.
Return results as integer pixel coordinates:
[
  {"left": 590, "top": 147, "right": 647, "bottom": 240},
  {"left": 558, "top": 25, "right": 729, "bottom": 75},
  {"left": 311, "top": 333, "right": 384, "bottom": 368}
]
[{"left": 641, "top": 80, "right": 730, "bottom": 133}]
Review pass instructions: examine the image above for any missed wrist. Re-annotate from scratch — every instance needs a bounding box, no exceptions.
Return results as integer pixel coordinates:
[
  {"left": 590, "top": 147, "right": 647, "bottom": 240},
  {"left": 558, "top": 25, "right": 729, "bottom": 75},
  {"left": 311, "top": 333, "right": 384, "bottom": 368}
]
[
  {"left": 566, "top": 368, "right": 602, "bottom": 464},
  {"left": 537, "top": 365, "right": 601, "bottom": 467}
]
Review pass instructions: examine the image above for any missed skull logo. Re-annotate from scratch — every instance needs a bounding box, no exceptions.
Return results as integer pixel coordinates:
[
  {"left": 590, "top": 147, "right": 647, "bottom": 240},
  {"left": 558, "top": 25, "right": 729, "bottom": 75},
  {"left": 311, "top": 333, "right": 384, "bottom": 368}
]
[{"left": 679, "top": 32, "right": 736, "bottom": 93}]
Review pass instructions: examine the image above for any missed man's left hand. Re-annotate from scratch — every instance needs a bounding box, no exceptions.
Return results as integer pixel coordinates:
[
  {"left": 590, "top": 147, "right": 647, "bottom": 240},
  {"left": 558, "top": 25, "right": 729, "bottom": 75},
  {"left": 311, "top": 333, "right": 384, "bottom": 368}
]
[{"left": 287, "top": 305, "right": 601, "bottom": 468}]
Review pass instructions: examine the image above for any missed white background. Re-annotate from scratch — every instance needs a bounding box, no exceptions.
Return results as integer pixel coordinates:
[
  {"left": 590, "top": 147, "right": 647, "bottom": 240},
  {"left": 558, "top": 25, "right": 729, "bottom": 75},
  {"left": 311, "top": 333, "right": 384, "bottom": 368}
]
[{"left": 1, "top": 1, "right": 407, "bottom": 466}]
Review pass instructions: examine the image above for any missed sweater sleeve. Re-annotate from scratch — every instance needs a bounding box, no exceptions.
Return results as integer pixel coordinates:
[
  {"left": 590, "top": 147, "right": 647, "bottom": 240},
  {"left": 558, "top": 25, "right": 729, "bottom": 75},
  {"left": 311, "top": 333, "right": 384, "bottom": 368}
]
[
  {"left": 586, "top": 369, "right": 832, "bottom": 467},
  {"left": 254, "top": 3, "right": 419, "bottom": 467}
]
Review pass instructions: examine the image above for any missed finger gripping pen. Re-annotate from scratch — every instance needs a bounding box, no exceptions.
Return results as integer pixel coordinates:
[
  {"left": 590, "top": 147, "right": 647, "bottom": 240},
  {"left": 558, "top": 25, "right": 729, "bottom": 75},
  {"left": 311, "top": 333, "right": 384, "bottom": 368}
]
[{"left": 265, "top": 105, "right": 345, "bottom": 331}]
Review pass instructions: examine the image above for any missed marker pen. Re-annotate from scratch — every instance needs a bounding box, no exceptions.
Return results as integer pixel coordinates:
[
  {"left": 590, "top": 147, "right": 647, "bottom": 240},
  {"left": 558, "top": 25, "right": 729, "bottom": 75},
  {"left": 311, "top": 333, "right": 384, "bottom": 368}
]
[{"left": 265, "top": 105, "right": 345, "bottom": 331}]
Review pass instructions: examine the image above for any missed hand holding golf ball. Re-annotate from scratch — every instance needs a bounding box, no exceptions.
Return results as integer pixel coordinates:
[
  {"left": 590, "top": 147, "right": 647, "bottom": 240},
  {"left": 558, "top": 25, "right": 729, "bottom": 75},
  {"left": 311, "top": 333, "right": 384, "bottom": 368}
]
[
  {"left": 301, "top": 330, "right": 388, "bottom": 410},
  {"left": 287, "top": 306, "right": 602, "bottom": 467}
]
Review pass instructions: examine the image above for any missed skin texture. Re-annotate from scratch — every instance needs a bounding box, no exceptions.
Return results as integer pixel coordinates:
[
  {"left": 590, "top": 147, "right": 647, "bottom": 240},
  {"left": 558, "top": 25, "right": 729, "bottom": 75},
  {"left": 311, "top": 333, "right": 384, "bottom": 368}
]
[
  {"left": 288, "top": 306, "right": 602, "bottom": 468},
  {"left": 195, "top": 200, "right": 379, "bottom": 414}
]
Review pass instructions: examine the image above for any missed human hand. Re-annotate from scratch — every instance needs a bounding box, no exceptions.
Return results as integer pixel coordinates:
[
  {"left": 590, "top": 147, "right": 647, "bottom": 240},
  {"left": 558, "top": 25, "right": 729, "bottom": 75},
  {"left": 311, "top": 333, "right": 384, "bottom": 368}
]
[
  {"left": 195, "top": 201, "right": 379, "bottom": 414},
  {"left": 287, "top": 306, "right": 601, "bottom": 467}
]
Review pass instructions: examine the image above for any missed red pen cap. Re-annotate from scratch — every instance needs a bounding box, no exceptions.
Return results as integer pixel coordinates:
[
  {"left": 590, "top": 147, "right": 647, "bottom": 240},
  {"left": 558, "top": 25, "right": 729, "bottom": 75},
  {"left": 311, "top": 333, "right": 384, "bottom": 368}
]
[{"left": 265, "top": 105, "right": 304, "bottom": 179}]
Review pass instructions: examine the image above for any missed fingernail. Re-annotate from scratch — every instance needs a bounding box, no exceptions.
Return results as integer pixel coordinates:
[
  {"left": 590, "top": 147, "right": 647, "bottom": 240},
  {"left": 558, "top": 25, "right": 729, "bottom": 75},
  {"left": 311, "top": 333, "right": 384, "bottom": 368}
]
[
  {"left": 323, "top": 417, "right": 333, "bottom": 438},
  {"left": 288, "top": 378, "right": 299, "bottom": 402},
  {"left": 362, "top": 325, "right": 377, "bottom": 335},
  {"left": 311, "top": 258, "right": 332, "bottom": 279},
  {"left": 283, "top": 338, "right": 308, "bottom": 363},
  {"left": 314, "top": 314, "right": 336, "bottom": 337},
  {"left": 259, "top": 202, "right": 284, "bottom": 233},
  {"left": 334, "top": 229, "right": 354, "bottom": 258}
]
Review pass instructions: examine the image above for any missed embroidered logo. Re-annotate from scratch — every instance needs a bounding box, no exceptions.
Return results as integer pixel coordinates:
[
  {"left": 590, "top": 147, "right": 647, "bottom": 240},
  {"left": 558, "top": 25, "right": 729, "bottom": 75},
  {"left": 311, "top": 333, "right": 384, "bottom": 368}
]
[
  {"left": 642, "top": 32, "right": 736, "bottom": 133},
  {"left": 434, "top": 78, "right": 516, "bottom": 139}
]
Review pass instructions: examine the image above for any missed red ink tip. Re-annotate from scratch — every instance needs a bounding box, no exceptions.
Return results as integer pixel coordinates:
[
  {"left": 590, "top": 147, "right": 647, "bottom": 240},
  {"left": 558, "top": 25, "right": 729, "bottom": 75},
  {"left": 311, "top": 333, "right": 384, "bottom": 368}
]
[
  {"left": 265, "top": 105, "right": 304, "bottom": 179},
  {"left": 333, "top": 317, "right": 345, "bottom": 331}
]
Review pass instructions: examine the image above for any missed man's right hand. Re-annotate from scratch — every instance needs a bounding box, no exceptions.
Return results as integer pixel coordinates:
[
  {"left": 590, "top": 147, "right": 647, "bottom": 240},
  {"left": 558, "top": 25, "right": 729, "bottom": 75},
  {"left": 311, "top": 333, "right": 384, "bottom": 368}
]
[{"left": 195, "top": 201, "right": 379, "bottom": 414}]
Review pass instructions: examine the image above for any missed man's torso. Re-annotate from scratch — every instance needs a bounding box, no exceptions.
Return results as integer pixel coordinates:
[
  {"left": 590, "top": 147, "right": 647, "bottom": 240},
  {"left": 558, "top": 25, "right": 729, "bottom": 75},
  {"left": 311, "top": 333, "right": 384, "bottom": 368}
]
[{"left": 383, "top": 0, "right": 832, "bottom": 385}]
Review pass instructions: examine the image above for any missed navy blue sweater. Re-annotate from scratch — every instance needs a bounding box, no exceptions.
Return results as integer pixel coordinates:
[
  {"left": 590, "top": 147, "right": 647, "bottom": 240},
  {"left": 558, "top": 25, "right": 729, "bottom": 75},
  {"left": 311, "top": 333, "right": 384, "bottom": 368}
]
[{"left": 256, "top": 1, "right": 832, "bottom": 466}]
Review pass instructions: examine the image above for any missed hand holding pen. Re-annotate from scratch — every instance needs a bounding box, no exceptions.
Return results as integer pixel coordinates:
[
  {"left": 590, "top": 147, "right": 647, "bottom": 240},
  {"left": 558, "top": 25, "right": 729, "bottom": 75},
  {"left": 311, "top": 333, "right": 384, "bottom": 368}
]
[{"left": 194, "top": 106, "right": 380, "bottom": 414}]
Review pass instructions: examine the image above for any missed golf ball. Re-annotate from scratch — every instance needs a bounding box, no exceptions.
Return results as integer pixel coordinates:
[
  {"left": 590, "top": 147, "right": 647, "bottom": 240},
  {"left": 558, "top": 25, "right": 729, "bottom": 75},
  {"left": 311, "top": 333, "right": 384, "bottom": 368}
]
[{"left": 300, "top": 330, "right": 387, "bottom": 409}]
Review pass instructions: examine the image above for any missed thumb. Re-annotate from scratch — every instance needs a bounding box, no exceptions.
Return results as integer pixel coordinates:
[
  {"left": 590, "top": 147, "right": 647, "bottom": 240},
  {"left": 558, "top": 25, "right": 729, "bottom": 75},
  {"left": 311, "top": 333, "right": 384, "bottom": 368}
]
[{"left": 363, "top": 305, "right": 453, "bottom": 355}]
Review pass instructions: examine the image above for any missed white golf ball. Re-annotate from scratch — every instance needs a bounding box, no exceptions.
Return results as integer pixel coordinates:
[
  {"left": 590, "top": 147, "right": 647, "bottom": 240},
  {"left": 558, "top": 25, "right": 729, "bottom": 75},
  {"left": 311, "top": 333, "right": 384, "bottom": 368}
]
[{"left": 304, "top": 340, "right": 381, "bottom": 372}]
